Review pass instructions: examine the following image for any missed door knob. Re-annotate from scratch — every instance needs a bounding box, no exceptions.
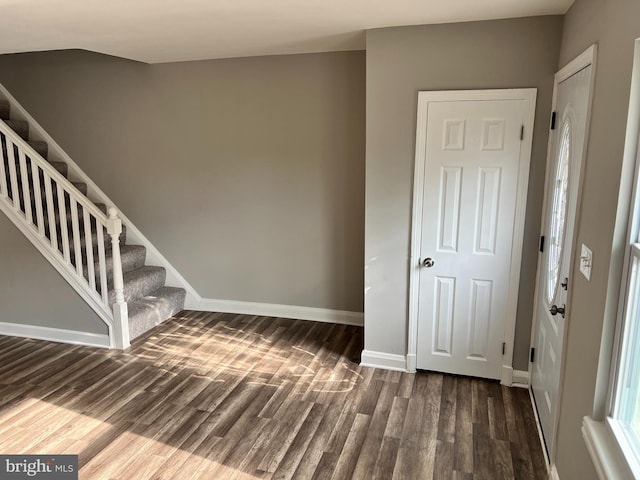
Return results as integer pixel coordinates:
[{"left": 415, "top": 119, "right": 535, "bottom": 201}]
[
  {"left": 549, "top": 304, "right": 565, "bottom": 318},
  {"left": 421, "top": 257, "right": 435, "bottom": 268}
]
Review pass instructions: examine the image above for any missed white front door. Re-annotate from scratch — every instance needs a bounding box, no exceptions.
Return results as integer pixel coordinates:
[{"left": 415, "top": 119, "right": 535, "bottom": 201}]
[
  {"left": 414, "top": 90, "right": 536, "bottom": 380},
  {"left": 531, "top": 52, "right": 595, "bottom": 458}
]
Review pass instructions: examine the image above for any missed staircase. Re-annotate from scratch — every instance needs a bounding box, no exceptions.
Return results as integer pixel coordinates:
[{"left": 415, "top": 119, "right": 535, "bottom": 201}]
[{"left": 0, "top": 95, "right": 186, "bottom": 347}]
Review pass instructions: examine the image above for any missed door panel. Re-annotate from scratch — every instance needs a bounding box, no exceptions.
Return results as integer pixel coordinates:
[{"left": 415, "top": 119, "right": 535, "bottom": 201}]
[
  {"left": 438, "top": 167, "right": 462, "bottom": 252},
  {"left": 416, "top": 97, "right": 529, "bottom": 379},
  {"left": 531, "top": 64, "right": 593, "bottom": 457}
]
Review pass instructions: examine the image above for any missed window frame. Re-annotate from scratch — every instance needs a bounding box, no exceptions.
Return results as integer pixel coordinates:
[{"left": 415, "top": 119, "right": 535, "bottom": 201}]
[{"left": 607, "top": 238, "right": 640, "bottom": 477}]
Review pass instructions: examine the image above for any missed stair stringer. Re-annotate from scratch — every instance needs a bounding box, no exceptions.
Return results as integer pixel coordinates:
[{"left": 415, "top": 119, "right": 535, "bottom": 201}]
[{"left": 0, "top": 82, "right": 201, "bottom": 309}]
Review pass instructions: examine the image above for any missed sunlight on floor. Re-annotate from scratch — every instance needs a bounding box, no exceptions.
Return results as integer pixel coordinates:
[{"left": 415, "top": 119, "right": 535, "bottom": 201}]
[
  {"left": 0, "top": 398, "right": 260, "bottom": 480},
  {"left": 134, "top": 319, "right": 363, "bottom": 395}
]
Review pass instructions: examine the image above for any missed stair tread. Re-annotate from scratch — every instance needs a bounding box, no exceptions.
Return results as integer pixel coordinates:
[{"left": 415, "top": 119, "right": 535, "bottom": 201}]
[
  {"left": 128, "top": 287, "right": 186, "bottom": 340},
  {"left": 0, "top": 100, "right": 9, "bottom": 120},
  {"left": 12, "top": 158, "right": 67, "bottom": 177},
  {"left": 4, "top": 119, "right": 29, "bottom": 140},
  {"left": 2, "top": 139, "right": 47, "bottom": 157},
  {"left": 90, "top": 243, "right": 145, "bottom": 265},
  {"left": 90, "top": 244, "right": 145, "bottom": 275},
  {"left": 109, "top": 265, "right": 166, "bottom": 304}
]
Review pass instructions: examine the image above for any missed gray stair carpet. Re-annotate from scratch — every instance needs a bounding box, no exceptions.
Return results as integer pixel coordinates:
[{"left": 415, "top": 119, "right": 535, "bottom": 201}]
[{"left": 0, "top": 98, "right": 186, "bottom": 342}]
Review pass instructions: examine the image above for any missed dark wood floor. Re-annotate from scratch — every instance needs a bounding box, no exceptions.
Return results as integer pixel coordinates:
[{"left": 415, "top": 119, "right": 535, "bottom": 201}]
[{"left": 0, "top": 311, "right": 547, "bottom": 479}]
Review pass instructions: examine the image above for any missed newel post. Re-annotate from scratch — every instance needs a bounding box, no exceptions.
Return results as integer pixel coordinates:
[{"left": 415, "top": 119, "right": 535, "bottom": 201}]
[{"left": 107, "top": 207, "right": 130, "bottom": 349}]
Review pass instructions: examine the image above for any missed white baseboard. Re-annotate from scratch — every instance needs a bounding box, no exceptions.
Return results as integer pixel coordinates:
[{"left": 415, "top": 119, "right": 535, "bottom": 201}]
[
  {"left": 360, "top": 350, "right": 407, "bottom": 372},
  {"left": 406, "top": 353, "right": 417, "bottom": 373},
  {"left": 189, "top": 298, "right": 364, "bottom": 326},
  {"left": 0, "top": 322, "right": 110, "bottom": 348},
  {"left": 501, "top": 366, "right": 514, "bottom": 386},
  {"left": 512, "top": 369, "right": 530, "bottom": 387},
  {"left": 550, "top": 464, "right": 560, "bottom": 480},
  {"left": 501, "top": 366, "right": 530, "bottom": 387}
]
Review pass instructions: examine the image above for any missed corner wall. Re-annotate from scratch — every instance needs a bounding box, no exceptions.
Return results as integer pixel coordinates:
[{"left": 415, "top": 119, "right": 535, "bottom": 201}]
[{"left": 364, "top": 16, "right": 563, "bottom": 369}]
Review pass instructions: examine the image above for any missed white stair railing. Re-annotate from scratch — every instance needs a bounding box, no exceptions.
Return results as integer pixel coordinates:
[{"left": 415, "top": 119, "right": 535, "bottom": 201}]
[{"left": 0, "top": 118, "right": 128, "bottom": 348}]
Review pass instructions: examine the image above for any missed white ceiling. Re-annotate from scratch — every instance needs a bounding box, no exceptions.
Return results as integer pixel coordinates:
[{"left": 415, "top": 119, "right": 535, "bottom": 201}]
[{"left": 0, "top": 0, "right": 574, "bottom": 64}]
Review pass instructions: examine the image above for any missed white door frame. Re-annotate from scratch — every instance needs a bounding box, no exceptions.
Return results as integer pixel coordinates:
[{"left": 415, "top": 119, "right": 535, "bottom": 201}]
[
  {"left": 407, "top": 88, "right": 537, "bottom": 384},
  {"left": 528, "top": 44, "right": 598, "bottom": 462}
]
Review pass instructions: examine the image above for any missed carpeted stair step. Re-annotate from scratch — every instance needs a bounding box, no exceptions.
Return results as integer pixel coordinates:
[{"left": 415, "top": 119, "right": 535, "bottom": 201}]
[
  {"left": 35, "top": 180, "right": 87, "bottom": 206},
  {"left": 109, "top": 265, "right": 166, "bottom": 304},
  {"left": 3, "top": 159, "right": 69, "bottom": 205},
  {"left": 27, "top": 140, "right": 48, "bottom": 159},
  {"left": 1, "top": 139, "right": 48, "bottom": 160},
  {"left": 128, "top": 287, "right": 186, "bottom": 340},
  {"left": 63, "top": 201, "right": 106, "bottom": 221},
  {"left": 5, "top": 165, "right": 75, "bottom": 224},
  {"left": 0, "top": 101, "right": 9, "bottom": 120},
  {"left": 58, "top": 223, "right": 127, "bottom": 257},
  {"left": 5, "top": 156, "right": 67, "bottom": 180},
  {"left": 86, "top": 244, "right": 146, "bottom": 285},
  {"left": 21, "top": 181, "right": 86, "bottom": 212},
  {"left": 29, "top": 159, "right": 68, "bottom": 178},
  {"left": 4, "top": 119, "right": 29, "bottom": 141},
  {"left": 22, "top": 196, "right": 99, "bottom": 241},
  {"left": 30, "top": 188, "right": 101, "bottom": 235},
  {"left": 42, "top": 191, "right": 98, "bottom": 232}
]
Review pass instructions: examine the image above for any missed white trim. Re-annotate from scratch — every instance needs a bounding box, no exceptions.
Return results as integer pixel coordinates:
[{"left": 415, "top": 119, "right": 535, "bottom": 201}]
[
  {"left": 550, "top": 464, "right": 561, "bottom": 480},
  {"left": 408, "top": 88, "right": 537, "bottom": 378},
  {"left": 502, "top": 366, "right": 531, "bottom": 387},
  {"left": 528, "top": 44, "right": 598, "bottom": 463},
  {"left": 406, "top": 353, "right": 416, "bottom": 373},
  {"left": 360, "top": 350, "right": 407, "bottom": 371},
  {"left": 0, "top": 322, "right": 110, "bottom": 348},
  {"left": 512, "top": 369, "right": 531, "bottom": 387},
  {"left": 194, "top": 298, "right": 363, "bottom": 326},
  {"left": 556, "top": 45, "right": 598, "bottom": 84},
  {"left": 501, "top": 365, "right": 514, "bottom": 386},
  {"left": 0, "top": 83, "right": 201, "bottom": 307},
  {"left": 582, "top": 417, "right": 635, "bottom": 480}
]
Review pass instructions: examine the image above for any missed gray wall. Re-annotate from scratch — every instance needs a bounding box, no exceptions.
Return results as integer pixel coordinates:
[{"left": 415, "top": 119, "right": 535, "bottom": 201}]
[
  {"left": 364, "top": 16, "right": 563, "bottom": 369},
  {"left": 553, "top": 0, "right": 640, "bottom": 478},
  {"left": 0, "top": 50, "right": 366, "bottom": 312},
  {"left": 0, "top": 213, "right": 107, "bottom": 334}
]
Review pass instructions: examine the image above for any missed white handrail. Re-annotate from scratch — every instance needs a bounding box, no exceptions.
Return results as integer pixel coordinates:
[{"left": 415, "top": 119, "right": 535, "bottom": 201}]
[{"left": 0, "top": 117, "right": 128, "bottom": 348}]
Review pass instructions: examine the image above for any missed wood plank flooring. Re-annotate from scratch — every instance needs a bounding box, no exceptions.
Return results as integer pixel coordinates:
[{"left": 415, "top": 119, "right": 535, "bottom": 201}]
[{"left": 0, "top": 311, "right": 547, "bottom": 479}]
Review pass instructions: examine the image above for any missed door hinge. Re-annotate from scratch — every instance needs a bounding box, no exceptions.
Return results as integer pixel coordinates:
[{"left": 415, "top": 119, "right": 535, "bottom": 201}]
[
  {"left": 530, "top": 347, "right": 536, "bottom": 363},
  {"left": 520, "top": 125, "right": 524, "bottom": 141},
  {"left": 551, "top": 111, "right": 557, "bottom": 130},
  {"left": 502, "top": 342, "right": 506, "bottom": 355},
  {"left": 539, "top": 235, "right": 545, "bottom": 253}
]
